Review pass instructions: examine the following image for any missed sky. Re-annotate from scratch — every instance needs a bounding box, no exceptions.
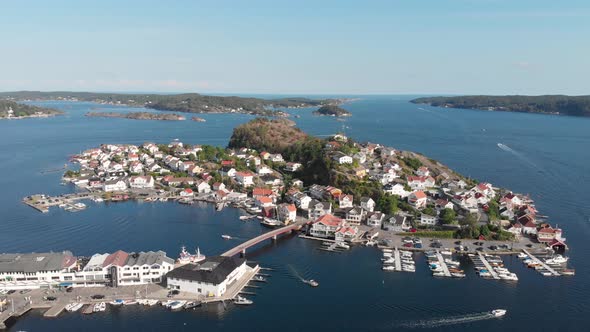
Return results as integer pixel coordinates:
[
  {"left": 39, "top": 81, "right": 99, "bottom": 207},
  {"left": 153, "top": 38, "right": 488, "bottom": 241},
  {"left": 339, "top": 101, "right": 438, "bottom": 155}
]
[{"left": 0, "top": 0, "right": 589, "bottom": 95}]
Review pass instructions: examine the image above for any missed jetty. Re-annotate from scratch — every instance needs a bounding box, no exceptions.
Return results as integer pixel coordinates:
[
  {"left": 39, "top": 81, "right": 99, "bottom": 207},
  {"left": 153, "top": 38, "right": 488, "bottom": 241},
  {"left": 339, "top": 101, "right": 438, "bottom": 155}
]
[
  {"left": 393, "top": 248, "right": 402, "bottom": 272},
  {"left": 522, "top": 249, "right": 560, "bottom": 276},
  {"left": 435, "top": 251, "right": 452, "bottom": 277},
  {"left": 477, "top": 253, "right": 501, "bottom": 280}
]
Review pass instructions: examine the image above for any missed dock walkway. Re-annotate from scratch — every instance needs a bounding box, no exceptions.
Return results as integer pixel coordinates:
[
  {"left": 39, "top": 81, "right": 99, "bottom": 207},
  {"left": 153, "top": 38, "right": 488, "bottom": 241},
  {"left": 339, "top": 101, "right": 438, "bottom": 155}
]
[
  {"left": 522, "top": 249, "right": 560, "bottom": 276},
  {"left": 435, "top": 252, "right": 451, "bottom": 277},
  {"left": 477, "top": 253, "right": 500, "bottom": 280},
  {"left": 394, "top": 248, "right": 402, "bottom": 272}
]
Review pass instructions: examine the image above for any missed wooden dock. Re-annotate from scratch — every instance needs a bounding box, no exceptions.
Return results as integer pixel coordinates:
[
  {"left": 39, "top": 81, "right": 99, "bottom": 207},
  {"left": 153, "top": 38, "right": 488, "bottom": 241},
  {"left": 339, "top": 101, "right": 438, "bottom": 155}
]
[
  {"left": 435, "top": 251, "right": 452, "bottom": 277},
  {"left": 477, "top": 253, "right": 501, "bottom": 279},
  {"left": 522, "top": 249, "right": 560, "bottom": 276},
  {"left": 43, "top": 302, "right": 68, "bottom": 317},
  {"left": 394, "top": 248, "right": 402, "bottom": 272}
]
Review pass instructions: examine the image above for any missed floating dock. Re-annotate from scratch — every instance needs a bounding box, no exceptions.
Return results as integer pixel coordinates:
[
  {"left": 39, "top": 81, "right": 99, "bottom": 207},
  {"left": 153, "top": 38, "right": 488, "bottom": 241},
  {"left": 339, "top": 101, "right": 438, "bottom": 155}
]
[
  {"left": 394, "top": 248, "right": 402, "bottom": 272},
  {"left": 477, "top": 253, "right": 501, "bottom": 280},
  {"left": 522, "top": 249, "right": 560, "bottom": 276}
]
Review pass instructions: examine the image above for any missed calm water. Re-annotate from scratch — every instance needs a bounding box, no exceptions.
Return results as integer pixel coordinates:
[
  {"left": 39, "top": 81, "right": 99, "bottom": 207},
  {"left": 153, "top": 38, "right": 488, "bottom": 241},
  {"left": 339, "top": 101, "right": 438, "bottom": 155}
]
[{"left": 1, "top": 97, "right": 589, "bottom": 331}]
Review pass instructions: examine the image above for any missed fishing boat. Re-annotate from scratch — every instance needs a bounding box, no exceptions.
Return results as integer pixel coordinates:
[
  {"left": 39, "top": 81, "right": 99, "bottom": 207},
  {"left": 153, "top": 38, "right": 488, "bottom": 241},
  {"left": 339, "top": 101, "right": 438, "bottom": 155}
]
[
  {"left": 183, "top": 301, "right": 201, "bottom": 309},
  {"left": 221, "top": 235, "right": 232, "bottom": 240},
  {"left": 177, "top": 246, "right": 206, "bottom": 264},
  {"left": 233, "top": 296, "right": 253, "bottom": 305},
  {"left": 491, "top": 309, "right": 507, "bottom": 317},
  {"left": 66, "top": 302, "right": 84, "bottom": 312},
  {"left": 432, "top": 271, "right": 446, "bottom": 277}
]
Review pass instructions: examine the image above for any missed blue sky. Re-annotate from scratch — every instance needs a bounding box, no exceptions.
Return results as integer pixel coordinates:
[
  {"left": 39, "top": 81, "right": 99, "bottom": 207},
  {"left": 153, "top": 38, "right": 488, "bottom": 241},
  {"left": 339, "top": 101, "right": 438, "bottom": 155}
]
[{"left": 1, "top": 0, "right": 589, "bottom": 95}]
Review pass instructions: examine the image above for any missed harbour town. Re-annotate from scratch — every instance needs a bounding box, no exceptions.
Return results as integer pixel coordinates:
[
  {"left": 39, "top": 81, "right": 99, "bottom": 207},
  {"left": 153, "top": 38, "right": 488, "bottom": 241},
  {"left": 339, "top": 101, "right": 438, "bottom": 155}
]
[{"left": 3, "top": 119, "right": 574, "bottom": 328}]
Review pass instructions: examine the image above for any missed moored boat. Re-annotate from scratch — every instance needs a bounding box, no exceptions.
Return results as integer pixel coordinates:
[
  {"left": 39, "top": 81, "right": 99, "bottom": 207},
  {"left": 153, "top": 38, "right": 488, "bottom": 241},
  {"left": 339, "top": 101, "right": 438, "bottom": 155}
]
[{"left": 234, "top": 296, "right": 253, "bottom": 305}]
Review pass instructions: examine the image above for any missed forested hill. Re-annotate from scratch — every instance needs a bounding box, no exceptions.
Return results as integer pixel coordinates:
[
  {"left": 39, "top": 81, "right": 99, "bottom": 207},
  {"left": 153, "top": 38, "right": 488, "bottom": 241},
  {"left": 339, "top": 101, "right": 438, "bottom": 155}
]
[
  {"left": 411, "top": 95, "right": 590, "bottom": 117},
  {"left": 0, "top": 91, "right": 341, "bottom": 117},
  {"left": 0, "top": 100, "right": 63, "bottom": 118}
]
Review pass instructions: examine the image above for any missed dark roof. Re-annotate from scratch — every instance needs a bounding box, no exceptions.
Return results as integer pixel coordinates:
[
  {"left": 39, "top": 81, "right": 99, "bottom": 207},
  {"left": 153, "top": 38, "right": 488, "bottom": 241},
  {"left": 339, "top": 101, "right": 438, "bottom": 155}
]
[{"left": 166, "top": 256, "right": 245, "bottom": 284}]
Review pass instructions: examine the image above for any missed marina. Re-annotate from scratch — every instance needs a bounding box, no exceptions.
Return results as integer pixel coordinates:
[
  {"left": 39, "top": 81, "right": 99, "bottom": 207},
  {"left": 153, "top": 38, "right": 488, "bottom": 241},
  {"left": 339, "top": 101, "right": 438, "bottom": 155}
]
[{"left": 521, "top": 249, "right": 562, "bottom": 277}]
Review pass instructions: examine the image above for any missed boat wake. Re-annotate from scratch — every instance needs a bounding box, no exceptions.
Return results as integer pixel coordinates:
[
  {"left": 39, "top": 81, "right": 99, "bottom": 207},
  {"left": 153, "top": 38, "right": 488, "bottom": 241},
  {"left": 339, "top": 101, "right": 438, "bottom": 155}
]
[
  {"left": 497, "top": 143, "right": 543, "bottom": 171},
  {"left": 396, "top": 311, "right": 499, "bottom": 329}
]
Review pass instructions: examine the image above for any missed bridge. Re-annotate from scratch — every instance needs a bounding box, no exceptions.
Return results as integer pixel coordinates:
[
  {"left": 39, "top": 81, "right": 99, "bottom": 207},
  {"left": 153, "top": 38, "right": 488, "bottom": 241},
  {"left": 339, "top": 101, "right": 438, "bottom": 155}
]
[{"left": 221, "top": 220, "right": 307, "bottom": 257}]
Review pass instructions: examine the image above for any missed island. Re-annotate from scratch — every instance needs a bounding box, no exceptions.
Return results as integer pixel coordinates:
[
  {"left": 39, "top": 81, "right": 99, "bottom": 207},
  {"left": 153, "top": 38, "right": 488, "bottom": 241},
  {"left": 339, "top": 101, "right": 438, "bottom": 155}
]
[
  {"left": 411, "top": 95, "right": 590, "bottom": 117},
  {"left": 0, "top": 100, "right": 63, "bottom": 119},
  {"left": 0, "top": 91, "right": 346, "bottom": 117},
  {"left": 85, "top": 111, "right": 186, "bottom": 121},
  {"left": 313, "top": 105, "right": 352, "bottom": 117}
]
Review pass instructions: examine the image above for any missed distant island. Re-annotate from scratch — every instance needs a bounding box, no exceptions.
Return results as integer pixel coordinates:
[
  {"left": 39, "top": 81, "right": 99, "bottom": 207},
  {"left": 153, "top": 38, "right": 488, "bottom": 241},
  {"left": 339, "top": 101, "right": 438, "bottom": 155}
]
[
  {"left": 86, "top": 111, "right": 186, "bottom": 121},
  {"left": 411, "top": 95, "right": 590, "bottom": 117},
  {"left": 313, "top": 105, "right": 352, "bottom": 117},
  {"left": 0, "top": 100, "right": 63, "bottom": 119},
  {"left": 0, "top": 91, "right": 345, "bottom": 117}
]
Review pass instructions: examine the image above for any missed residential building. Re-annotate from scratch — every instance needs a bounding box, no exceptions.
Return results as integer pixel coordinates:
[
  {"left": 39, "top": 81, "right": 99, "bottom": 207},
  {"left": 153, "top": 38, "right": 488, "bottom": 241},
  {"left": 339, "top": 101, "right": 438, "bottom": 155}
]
[
  {"left": 128, "top": 176, "right": 154, "bottom": 189},
  {"left": 103, "top": 179, "right": 127, "bottom": 192},
  {"left": 235, "top": 171, "right": 254, "bottom": 187},
  {"left": 278, "top": 203, "right": 297, "bottom": 222},
  {"left": 339, "top": 194, "right": 354, "bottom": 208},
  {"left": 360, "top": 197, "right": 375, "bottom": 212},
  {"left": 408, "top": 191, "right": 427, "bottom": 209}
]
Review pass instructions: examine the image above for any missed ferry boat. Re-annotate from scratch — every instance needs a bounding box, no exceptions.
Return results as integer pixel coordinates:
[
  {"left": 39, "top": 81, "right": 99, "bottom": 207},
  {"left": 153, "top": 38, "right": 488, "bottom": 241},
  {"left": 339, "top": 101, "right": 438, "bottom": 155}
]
[
  {"left": 491, "top": 309, "right": 507, "bottom": 317},
  {"left": 233, "top": 296, "right": 253, "bottom": 305},
  {"left": 177, "top": 246, "right": 206, "bottom": 264}
]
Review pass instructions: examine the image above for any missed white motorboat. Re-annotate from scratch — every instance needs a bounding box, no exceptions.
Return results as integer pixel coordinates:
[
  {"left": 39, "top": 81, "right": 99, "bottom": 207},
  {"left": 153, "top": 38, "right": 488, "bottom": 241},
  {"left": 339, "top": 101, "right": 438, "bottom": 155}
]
[
  {"left": 440, "top": 250, "right": 452, "bottom": 256},
  {"left": 382, "top": 265, "right": 395, "bottom": 271},
  {"left": 110, "top": 299, "right": 124, "bottom": 306},
  {"left": 517, "top": 253, "right": 528, "bottom": 259},
  {"left": 93, "top": 302, "right": 106, "bottom": 312},
  {"left": 303, "top": 279, "right": 319, "bottom": 287},
  {"left": 146, "top": 299, "right": 159, "bottom": 306},
  {"left": 382, "top": 252, "right": 393, "bottom": 258},
  {"left": 221, "top": 234, "right": 232, "bottom": 240},
  {"left": 336, "top": 242, "right": 350, "bottom": 250},
  {"left": 169, "top": 300, "right": 187, "bottom": 310},
  {"left": 545, "top": 255, "right": 568, "bottom": 265},
  {"left": 234, "top": 296, "right": 253, "bottom": 305},
  {"left": 161, "top": 300, "right": 174, "bottom": 307},
  {"left": 123, "top": 300, "right": 138, "bottom": 305},
  {"left": 66, "top": 302, "right": 84, "bottom": 312},
  {"left": 382, "top": 249, "right": 393, "bottom": 253},
  {"left": 383, "top": 257, "right": 395, "bottom": 264},
  {"left": 451, "top": 273, "right": 466, "bottom": 278},
  {"left": 491, "top": 309, "right": 507, "bottom": 317},
  {"left": 432, "top": 271, "right": 446, "bottom": 277},
  {"left": 499, "top": 273, "right": 519, "bottom": 281}
]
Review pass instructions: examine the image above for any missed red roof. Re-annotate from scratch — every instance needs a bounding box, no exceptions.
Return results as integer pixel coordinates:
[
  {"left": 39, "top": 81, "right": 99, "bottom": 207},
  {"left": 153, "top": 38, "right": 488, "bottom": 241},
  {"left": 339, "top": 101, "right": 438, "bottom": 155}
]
[
  {"left": 221, "top": 160, "right": 234, "bottom": 166},
  {"left": 285, "top": 204, "right": 296, "bottom": 212},
  {"left": 184, "top": 188, "right": 193, "bottom": 194},
  {"left": 314, "top": 214, "right": 343, "bottom": 227},
  {"left": 538, "top": 227, "right": 556, "bottom": 234},
  {"left": 253, "top": 188, "right": 273, "bottom": 196},
  {"left": 103, "top": 250, "right": 128, "bottom": 267},
  {"left": 412, "top": 191, "right": 427, "bottom": 199},
  {"left": 257, "top": 196, "right": 273, "bottom": 204}
]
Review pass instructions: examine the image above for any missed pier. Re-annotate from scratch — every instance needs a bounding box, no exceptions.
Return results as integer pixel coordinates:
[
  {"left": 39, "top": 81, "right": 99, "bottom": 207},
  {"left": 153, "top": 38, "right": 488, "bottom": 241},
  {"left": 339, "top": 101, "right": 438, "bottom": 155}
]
[
  {"left": 394, "top": 248, "right": 402, "bottom": 272},
  {"left": 477, "top": 253, "right": 501, "bottom": 280},
  {"left": 522, "top": 249, "right": 560, "bottom": 276},
  {"left": 435, "top": 251, "right": 452, "bottom": 277}
]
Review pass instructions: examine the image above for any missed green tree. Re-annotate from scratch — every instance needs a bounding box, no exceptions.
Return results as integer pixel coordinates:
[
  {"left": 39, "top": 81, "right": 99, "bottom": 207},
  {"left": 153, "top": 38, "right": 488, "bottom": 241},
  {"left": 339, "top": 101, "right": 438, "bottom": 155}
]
[{"left": 440, "top": 208, "right": 457, "bottom": 224}]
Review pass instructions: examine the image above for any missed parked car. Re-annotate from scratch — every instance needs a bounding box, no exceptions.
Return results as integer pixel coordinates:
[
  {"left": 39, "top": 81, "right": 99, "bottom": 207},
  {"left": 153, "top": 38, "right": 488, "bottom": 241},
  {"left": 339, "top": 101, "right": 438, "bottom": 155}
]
[
  {"left": 19, "top": 289, "right": 31, "bottom": 294},
  {"left": 90, "top": 294, "right": 105, "bottom": 299},
  {"left": 414, "top": 243, "right": 422, "bottom": 249},
  {"left": 44, "top": 296, "right": 57, "bottom": 301},
  {"left": 403, "top": 242, "right": 413, "bottom": 248}
]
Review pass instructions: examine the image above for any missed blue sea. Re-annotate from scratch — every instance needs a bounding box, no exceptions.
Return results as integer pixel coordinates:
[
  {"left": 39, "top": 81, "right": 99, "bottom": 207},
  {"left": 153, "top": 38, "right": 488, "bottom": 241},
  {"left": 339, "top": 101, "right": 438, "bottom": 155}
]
[{"left": 0, "top": 96, "right": 589, "bottom": 331}]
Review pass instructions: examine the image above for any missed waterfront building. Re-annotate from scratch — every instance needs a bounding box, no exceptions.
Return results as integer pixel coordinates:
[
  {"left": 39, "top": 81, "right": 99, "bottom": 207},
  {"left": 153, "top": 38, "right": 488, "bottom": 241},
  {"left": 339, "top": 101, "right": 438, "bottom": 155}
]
[
  {"left": 310, "top": 214, "right": 344, "bottom": 238},
  {"left": 0, "top": 251, "right": 77, "bottom": 290},
  {"left": 277, "top": 203, "right": 297, "bottom": 222},
  {"left": 103, "top": 178, "right": 128, "bottom": 192},
  {"left": 166, "top": 256, "right": 251, "bottom": 297},
  {"left": 128, "top": 176, "right": 154, "bottom": 189}
]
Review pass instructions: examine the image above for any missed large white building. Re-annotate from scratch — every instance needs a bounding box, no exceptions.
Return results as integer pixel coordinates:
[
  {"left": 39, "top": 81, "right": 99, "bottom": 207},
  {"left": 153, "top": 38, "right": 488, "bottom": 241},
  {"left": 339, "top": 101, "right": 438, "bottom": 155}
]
[
  {"left": 0, "top": 250, "right": 174, "bottom": 290},
  {"left": 166, "top": 256, "right": 252, "bottom": 298}
]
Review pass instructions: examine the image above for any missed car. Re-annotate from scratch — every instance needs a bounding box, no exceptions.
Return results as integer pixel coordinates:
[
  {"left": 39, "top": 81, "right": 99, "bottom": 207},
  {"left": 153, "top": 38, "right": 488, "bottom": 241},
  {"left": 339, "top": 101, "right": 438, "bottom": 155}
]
[
  {"left": 489, "top": 245, "right": 498, "bottom": 251},
  {"left": 476, "top": 247, "right": 484, "bottom": 251},
  {"left": 66, "top": 287, "right": 74, "bottom": 293},
  {"left": 7, "top": 290, "right": 16, "bottom": 294},
  {"left": 414, "top": 243, "right": 422, "bottom": 249},
  {"left": 19, "top": 289, "right": 31, "bottom": 294},
  {"left": 454, "top": 241, "right": 462, "bottom": 245},
  {"left": 90, "top": 294, "right": 105, "bottom": 299},
  {"left": 167, "top": 290, "right": 180, "bottom": 297},
  {"left": 409, "top": 228, "right": 417, "bottom": 233},
  {"left": 403, "top": 242, "right": 413, "bottom": 248},
  {"left": 44, "top": 296, "right": 57, "bottom": 301}
]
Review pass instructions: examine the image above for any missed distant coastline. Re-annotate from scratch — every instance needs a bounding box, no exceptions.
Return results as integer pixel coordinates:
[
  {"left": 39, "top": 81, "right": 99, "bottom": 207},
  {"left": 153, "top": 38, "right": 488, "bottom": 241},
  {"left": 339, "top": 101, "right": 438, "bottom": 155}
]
[
  {"left": 0, "top": 99, "right": 63, "bottom": 120},
  {"left": 411, "top": 95, "right": 590, "bottom": 117},
  {"left": 86, "top": 111, "right": 186, "bottom": 121}
]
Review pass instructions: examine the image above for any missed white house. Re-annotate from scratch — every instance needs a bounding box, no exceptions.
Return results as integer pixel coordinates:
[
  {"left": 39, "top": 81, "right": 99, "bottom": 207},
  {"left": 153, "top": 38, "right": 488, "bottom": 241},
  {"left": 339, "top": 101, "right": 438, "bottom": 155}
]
[
  {"left": 128, "top": 176, "right": 154, "bottom": 189},
  {"left": 366, "top": 212, "right": 386, "bottom": 228},
  {"left": 408, "top": 191, "right": 428, "bottom": 209},
  {"left": 195, "top": 180, "right": 211, "bottom": 194},
  {"left": 307, "top": 200, "right": 332, "bottom": 220},
  {"left": 383, "top": 183, "right": 409, "bottom": 198},
  {"left": 335, "top": 226, "right": 358, "bottom": 242},
  {"left": 256, "top": 165, "right": 273, "bottom": 175},
  {"left": 167, "top": 256, "right": 251, "bottom": 298},
  {"left": 416, "top": 166, "right": 430, "bottom": 177},
  {"left": 386, "top": 215, "right": 411, "bottom": 232},
  {"left": 360, "top": 197, "right": 376, "bottom": 212},
  {"left": 270, "top": 154, "right": 284, "bottom": 163},
  {"left": 419, "top": 214, "right": 437, "bottom": 226},
  {"left": 278, "top": 203, "right": 297, "bottom": 222},
  {"left": 284, "top": 162, "right": 302, "bottom": 172},
  {"left": 235, "top": 171, "right": 254, "bottom": 187},
  {"left": 103, "top": 179, "right": 127, "bottom": 192},
  {"left": 339, "top": 194, "right": 354, "bottom": 208},
  {"left": 333, "top": 153, "right": 353, "bottom": 164},
  {"left": 180, "top": 188, "right": 194, "bottom": 197},
  {"left": 345, "top": 207, "right": 365, "bottom": 225},
  {"left": 310, "top": 214, "right": 344, "bottom": 238},
  {"left": 407, "top": 176, "right": 436, "bottom": 190}
]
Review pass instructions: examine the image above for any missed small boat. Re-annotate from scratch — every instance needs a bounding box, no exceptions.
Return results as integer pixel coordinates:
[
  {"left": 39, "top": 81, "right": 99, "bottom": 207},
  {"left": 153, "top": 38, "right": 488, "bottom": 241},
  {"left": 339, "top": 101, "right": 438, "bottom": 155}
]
[
  {"left": 93, "top": 302, "right": 106, "bottom": 312},
  {"left": 161, "top": 300, "right": 174, "bottom": 307},
  {"left": 382, "top": 249, "right": 393, "bottom": 253},
  {"left": 382, "top": 265, "right": 395, "bottom": 271},
  {"left": 233, "top": 296, "right": 253, "bottom": 305},
  {"left": 110, "top": 299, "right": 124, "bottom": 306},
  {"left": 491, "top": 309, "right": 507, "bottom": 317},
  {"left": 561, "top": 269, "right": 575, "bottom": 276},
  {"left": 221, "top": 235, "right": 232, "bottom": 240},
  {"left": 440, "top": 250, "right": 452, "bottom": 256},
  {"left": 303, "top": 279, "right": 319, "bottom": 287},
  {"left": 260, "top": 218, "right": 282, "bottom": 228},
  {"left": 383, "top": 257, "right": 395, "bottom": 264},
  {"left": 517, "top": 253, "right": 528, "bottom": 259},
  {"left": 336, "top": 242, "right": 350, "bottom": 250},
  {"left": 451, "top": 273, "right": 466, "bottom": 278},
  {"left": 252, "top": 275, "right": 267, "bottom": 282},
  {"left": 183, "top": 301, "right": 201, "bottom": 309},
  {"left": 123, "top": 300, "right": 138, "bottom": 305},
  {"left": 432, "top": 271, "right": 446, "bottom": 277},
  {"left": 146, "top": 299, "right": 159, "bottom": 306},
  {"left": 169, "top": 300, "right": 187, "bottom": 310},
  {"left": 66, "top": 302, "right": 84, "bottom": 312}
]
